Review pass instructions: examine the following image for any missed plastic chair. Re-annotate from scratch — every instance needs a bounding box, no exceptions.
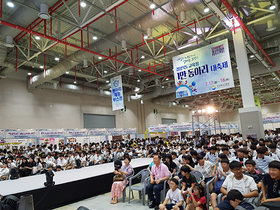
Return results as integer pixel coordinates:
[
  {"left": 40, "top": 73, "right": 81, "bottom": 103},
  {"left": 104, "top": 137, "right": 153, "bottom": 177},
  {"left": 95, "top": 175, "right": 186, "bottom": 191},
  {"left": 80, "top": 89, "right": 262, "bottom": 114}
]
[
  {"left": 122, "top": 169, "right": 135, "bottom": 202},
  {"left": 128, "top": 169, "right": 150, "bottom": 205},
  {"left": 190, "top": 170, "right": 205, "bottom": 184},
  {"left": 205, "top": 177, "right": 215, "bottom": 209},
  {"left": 217, "top": 193, "right": 224, "bottom": 204}
]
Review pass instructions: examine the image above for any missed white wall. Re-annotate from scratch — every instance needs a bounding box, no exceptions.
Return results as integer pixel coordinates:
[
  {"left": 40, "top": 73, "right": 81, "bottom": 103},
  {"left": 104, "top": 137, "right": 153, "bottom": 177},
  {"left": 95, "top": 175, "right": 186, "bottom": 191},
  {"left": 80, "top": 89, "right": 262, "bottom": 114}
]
[{"left": 0, "top": 79, "right": 279, "bottom": 134}]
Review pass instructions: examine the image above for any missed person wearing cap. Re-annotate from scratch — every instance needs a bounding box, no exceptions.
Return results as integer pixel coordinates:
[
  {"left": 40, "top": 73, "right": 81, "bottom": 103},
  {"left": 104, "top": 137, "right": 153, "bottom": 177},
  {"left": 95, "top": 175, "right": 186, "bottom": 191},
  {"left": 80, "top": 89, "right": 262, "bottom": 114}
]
[
  {"left": 260, "top": 160, "right": 280, "bottom": 210},
  {"left": 220, "top": 161, "right": 258, "bottom": 202},
  {"left": 253, "top": 147, "right": 274, "bottom": 173}
]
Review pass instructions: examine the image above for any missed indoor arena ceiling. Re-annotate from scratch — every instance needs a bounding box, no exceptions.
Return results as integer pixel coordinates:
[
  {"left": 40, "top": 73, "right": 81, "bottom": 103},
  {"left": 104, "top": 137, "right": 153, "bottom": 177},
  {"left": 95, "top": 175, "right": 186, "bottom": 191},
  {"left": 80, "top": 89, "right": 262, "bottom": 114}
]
[{"left": 0, "top": 0, "right": 279, "bottom": 112}]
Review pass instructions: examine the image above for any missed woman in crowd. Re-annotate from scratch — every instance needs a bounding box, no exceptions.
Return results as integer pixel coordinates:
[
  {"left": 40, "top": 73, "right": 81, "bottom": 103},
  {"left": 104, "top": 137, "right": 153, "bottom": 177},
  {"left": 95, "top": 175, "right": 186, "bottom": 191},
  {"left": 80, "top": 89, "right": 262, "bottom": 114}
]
[
  {"left": 110, "top": 155, "right": 133, "bottom": 204},
  {"left": 164, "top": 153, "right": 177, "bottom": 177}
]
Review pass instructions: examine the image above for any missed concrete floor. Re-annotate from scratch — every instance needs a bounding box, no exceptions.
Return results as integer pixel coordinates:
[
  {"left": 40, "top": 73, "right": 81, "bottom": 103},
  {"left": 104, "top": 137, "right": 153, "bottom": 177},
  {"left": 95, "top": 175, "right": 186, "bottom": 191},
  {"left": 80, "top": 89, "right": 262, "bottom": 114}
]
[{"left": 53, "top": 187, "right": 149, "bottom": 210}]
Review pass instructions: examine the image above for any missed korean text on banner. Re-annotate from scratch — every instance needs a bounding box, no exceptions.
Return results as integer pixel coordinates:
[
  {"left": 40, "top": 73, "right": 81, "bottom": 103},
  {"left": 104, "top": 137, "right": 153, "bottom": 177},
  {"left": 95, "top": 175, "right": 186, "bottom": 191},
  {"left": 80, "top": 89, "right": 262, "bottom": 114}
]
[
  {"left": 111, "top": 75, "right": 124, "bottom": 111},
  {"left": 173, "top": 39, "right": 234, "bottom": 98}
]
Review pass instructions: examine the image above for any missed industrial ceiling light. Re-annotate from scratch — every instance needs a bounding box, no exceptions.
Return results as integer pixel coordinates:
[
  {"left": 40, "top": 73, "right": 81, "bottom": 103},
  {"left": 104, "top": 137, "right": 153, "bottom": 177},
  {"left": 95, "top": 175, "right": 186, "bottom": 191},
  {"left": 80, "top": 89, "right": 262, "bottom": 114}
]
[
  {"left": 83, "top": 59, "right": 88, "bottom": 67},
  {"left": 250, "top": 54, "right": 255, "bottom": 58},
  {"left": 106, "top": 80, "right": 109, "bottom": 83},
  {"left": 74, "top": 81, "right": 77, "bottom": 84},
  {"left": 98, "top": 56, "right": 102, "bottom": 60},
  {"left": 141, "top": 100, "right": 144, "bottom": 104},
  {"left": 104, "top": 70, "right": 108, "bottom": 74},
  {"left": 180, "top": 11, "right": 187, "bottom": 24},
  {"left": 40, "top": 65, "right": 44, "bottom": 69},
  {"left": 206, "top": 106, "right": 215, "bottom": 114},
  {"left": 35, "top": 36, "right": 40, "bottom": 40},
  {"left": 80, "top": 0, "right": 87, "bottom": 8},
  {"left": 166, "top": 78, "right": 169, "bottom": 81},
  {"left": 7, "top": 1, "right": 14, "bottom": 8},
  {"left": 38, "top": 4, "right": 50, "bottom": 19},
  {"left": 121, "top": 40, "right": 127, "bottom": 51},
  {"left": 193, "top": 35, "right": 198, "bottom": 39},
  {"left": 143, "top": 35, "right": 148, "bottom": 40},
  {"left": 137, "top": 79, "right": 140, "bottom": 82},
  {"left": 269, "top": 4, "right": 276, "bottom": 10},
  {"left": 54, "top": 57, "right": 60, "bottom": 61},
  {"left": 4, "top": 36, "right": 14, "bottom": 47},
  {"left": 92, "top": 36, "right": 98, "bottom": 40},
  {"left": 146, "top": 28, "right": 153, "bottom": 39},
  {"left": 27, "top": 72, "right": 32, "bottom": 76},
  {"left": 266, "top": 20, "right": 276, "bottom": 31},
  {"left": 65, "top": 71, "right": 69, "bottom": 74},
  {"left": 138, "top": 69, "right": 141, "bottom": 72},
  {"left": 162, "top": 86, "right": 164, "bottom": 88},
  {"left": 141, "top": 55, "right": 145, "bottom": 59},
  {"left": 204, "top": 7, "right": 210, "bottom": 13},
  {"left": 149, "top": 3, "right": 156, "bottom": 9}
]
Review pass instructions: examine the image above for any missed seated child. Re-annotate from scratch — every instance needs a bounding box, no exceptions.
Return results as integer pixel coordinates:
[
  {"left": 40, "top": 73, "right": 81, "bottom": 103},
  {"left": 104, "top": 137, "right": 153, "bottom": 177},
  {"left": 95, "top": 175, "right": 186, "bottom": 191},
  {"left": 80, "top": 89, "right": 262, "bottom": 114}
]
[
  {"left": 214, "top": 189, "right": 255, "bottom": 210},
  {"left": 159, "top": 178, "right": 184, "bottom": 210},
  {"left": 186, "top": 184, "right": 206, "bottom": 210},
  {"left": 244, "top": 160, "right": 262, "bottom": 189}
]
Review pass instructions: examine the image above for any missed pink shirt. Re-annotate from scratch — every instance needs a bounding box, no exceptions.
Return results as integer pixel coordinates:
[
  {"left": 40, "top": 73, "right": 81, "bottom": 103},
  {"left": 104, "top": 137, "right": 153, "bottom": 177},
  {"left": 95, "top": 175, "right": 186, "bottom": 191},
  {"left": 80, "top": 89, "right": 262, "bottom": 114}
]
[{"left": 151, "top": 163, "right": 170, "bottom": 180}]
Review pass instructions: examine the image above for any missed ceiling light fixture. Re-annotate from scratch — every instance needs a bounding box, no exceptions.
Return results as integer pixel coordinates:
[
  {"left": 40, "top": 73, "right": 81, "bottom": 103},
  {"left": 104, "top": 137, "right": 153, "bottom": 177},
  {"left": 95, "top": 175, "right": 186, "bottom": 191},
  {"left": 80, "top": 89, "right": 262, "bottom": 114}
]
[
  {"left": 92, "top": 36, "right": 98, "bottom": 40},
  {"left": 7, "top": 1, "right": 14, "bottom": 8},
  {"left": 40, "top": 65, "right": 44, "bottom": 69},
  {"left": 54, "top": 57, "right": 60, "bottom": 61},
  {"left": 106, "top": 80, "right": 110, "bottom": 83},
  {"left": 35, "top": 36, "right": 41, "bottom": 40},
  {"left": 141, "top": 55, "right": 145, "bottom": 59},
  {"left": 204, "top": 7, "right": 210, "bottom": 13},
  {"left": 137, "top": 79, "right": 140, "bottom": 82},
  {"left": 74, "top": 81, "right": 77, "bottom": 84},
  {"left": 250, "top": 54, "right": 254, "bottom": 58},
  {"left": 138, "top": 69, "right": 141, "bottom": 72},
  {"left": 193, "top": 35, "right": 198, "bottom": 39},
  {"left": 150, "top": 3, "right": 156, "bottom": 9},
  {"left": 143, "top": 35, "right": 148, "bottom": 40},
  {"left": 38, "top": 3, "right": 50, "bottom": 19},
  {"left": 65, "top": 71, "right": 69, "bottom": 74},
  {"left": 166, "top": 78, "right": 169, "bottom": 81},
  {"left": 4, "top": 36, "right": 14, "bottom": 48},
  {"left": 269, "top": 4, "right": 276, "bottom": 10},
  {"left": 80, "top": 0, "right": 87, "bottom": 8},
  {"left": 104, "top": 70, "right": 108, "bottom": 74},
  {"left": 98, "top": 56, "right": 102, "bottom": 60},
  {"left": 27, "top": 72, "right": 32, "bottom": 76}
]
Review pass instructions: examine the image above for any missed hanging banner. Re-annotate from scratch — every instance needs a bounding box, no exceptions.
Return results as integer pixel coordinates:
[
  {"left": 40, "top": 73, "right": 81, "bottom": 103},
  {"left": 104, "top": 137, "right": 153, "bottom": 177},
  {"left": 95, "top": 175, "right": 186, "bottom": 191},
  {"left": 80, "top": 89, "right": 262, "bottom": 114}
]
[
  {"left": 5, "top": 129, "right": 37, "bottom": 139},
  {"left": 254, "top": 97, "right": 261, "bottom": 108},
  {"left": 66, "top": 129, "right": 88, "bottom": 137},
  {"left": 263, "top": 113, "right": 280, "bottom": 124},
  {"left": 88, "top": 129, "right": 108, "bottom": 136},
  {"left": 169, "top": 123, "right": 192, "bottom": 131},
  {"left": 0, "top": 130, "right": 5, "bottom": 139},
  {"left": 148, "top": 125, "right": 169, "bottom": 132},
  {"left": 107, "top": 128, "right": 123, "bottom": 136},
  {"left": 111, "top": 75, "right": 124, "bottom": 111},
  {"left": 123, "top": 128, "right": 137, "bottom": 134},
  {"left": 173, "top": 39, "right": 234, "bottom": 98},
  {"left": 39, "top": 129, "right": 65, "bottom": 138}
]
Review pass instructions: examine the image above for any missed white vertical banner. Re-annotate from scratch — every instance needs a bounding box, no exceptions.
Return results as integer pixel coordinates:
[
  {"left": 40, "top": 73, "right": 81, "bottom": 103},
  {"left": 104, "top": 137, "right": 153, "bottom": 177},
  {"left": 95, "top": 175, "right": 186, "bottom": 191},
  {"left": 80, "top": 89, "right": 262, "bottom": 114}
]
[{"left": 111, "top": 75, "right": 124, "bottom": 111}]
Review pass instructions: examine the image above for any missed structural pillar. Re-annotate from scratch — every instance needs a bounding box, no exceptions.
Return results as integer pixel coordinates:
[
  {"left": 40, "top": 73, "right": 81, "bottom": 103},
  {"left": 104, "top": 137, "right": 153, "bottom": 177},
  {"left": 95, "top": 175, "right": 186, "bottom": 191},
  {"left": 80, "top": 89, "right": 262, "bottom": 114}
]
[{"left": 233, "top": 29, "right": 264, "bottom": 139}]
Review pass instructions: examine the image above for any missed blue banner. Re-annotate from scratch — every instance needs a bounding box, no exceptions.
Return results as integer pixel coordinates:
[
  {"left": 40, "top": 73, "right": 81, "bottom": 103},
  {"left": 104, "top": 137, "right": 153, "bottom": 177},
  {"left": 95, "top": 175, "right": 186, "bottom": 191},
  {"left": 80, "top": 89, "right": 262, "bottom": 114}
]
[
  {"left": 111, "top": 75, "right": 124, "bottom": 111},
  {"left": 173, "top": 39, "right": 234, "bottom": 98}
]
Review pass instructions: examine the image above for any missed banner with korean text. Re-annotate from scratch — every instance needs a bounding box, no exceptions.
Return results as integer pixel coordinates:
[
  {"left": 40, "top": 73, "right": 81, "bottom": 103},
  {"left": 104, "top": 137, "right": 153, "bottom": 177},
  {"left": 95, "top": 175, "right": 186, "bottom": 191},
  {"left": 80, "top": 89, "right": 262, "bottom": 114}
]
[
  {"left": 111, "top": 75, "right": 124, "bottom": 111},
  {"left": 173, "top": 39, "right": 234, "bottom": 98}
]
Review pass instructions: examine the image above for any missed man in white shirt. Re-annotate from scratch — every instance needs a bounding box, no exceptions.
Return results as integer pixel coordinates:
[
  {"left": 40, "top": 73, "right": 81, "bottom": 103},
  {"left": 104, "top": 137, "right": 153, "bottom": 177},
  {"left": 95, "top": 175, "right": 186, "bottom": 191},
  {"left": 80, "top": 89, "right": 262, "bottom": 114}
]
[
  {"left": 0, "top": 162, "right": 9, "bottom": 179},
  {"left": 253, "top": 147, "right": 274, "bottom": 173},
  {"left": 221, "top": 161, "right": 258, "bottom": 200},
  {"left": 56, "top": 155, "right": 67, "bottom": 170}
]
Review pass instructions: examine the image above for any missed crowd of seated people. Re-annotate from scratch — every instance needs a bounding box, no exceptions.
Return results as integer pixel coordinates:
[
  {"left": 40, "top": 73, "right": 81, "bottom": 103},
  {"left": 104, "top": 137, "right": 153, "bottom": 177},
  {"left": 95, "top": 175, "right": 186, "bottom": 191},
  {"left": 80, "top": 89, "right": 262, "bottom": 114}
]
[{"left": 1, "top": 131, "right": 280, "bottom": 208}]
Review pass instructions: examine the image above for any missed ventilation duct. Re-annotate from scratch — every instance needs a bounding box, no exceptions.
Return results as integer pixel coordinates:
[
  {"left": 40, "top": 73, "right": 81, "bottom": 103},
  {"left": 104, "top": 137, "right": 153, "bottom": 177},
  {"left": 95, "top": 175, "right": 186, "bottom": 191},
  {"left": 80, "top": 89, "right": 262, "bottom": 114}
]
[
  {"left": 180, "top": 11, "right": 187, "bottom": 24},
  {"left": 121, "top": 40, "right": 127, "bottom": 51},
  {"left": 146, "top": 28, "right": 153, "bottom": 40},
  {"left": 266, "top": 20, "right": 276, "bottom": 32},
  {"left": 28, "top": 0, "right": 200, "bottom": 89}
]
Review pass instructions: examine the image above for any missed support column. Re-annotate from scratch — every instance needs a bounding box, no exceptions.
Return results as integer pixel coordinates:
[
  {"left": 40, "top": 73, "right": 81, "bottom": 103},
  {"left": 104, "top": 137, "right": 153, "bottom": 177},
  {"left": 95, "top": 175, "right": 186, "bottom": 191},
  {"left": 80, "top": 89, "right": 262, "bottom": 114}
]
[{"left": 233, "top": 29, "right": 264, "bottom": 139}]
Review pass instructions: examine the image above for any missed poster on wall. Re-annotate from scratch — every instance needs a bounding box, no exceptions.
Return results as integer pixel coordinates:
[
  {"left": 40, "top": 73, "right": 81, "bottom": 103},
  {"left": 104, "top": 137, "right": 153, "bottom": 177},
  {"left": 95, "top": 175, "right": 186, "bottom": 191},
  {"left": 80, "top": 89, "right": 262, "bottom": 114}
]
[
  {"left": 111, "top": 75, "right": 124, "bottom": 111},
  {"left": 0, "top": 130, "right": 5, "bottom": 139},
  {"left": 39, "top": 129, "right": 65, "bottom": 138},
  {"left": 66, "top": 129, "right": 88, "bottom": 137},
  {"left": 172, "top": 39, "right": 234, "bottom": 98}
]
